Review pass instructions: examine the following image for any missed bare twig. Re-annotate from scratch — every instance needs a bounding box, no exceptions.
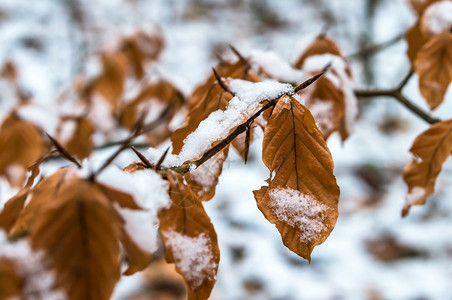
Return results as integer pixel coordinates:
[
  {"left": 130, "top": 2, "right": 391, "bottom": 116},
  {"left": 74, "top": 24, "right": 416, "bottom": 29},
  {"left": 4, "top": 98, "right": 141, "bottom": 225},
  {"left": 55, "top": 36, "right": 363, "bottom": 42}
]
[
  {"left": 155, "top": 147, "right": 170, "bottom": 171},
  {"left": 294, "top": 66, "right": 329, "bottom": 93},
  {"left": 347, "top": 33, "right": 404, "bottom": 61},
  {"left": 212, "top": 67, "right": 234, "bottom": 96},
  {"left": 354, "top": 69, "right": 441, "bottom": 124},
  {"left": 45, "top": 133, "right": 82, "bottom": 168}
]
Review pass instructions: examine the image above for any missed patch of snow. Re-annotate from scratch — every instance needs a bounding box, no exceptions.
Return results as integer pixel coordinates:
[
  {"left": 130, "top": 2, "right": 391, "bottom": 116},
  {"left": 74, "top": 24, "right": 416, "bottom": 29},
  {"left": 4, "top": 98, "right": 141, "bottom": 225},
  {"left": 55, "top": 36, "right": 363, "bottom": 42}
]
[
  {"left": 189, "top": 150, "right": 226, "bottom": 197},
  {"left": 148, "top": 79, "right": 293, "bottom": 167},
  {"left": 0, "top": 230, "right": 65, "bottom": 299},
  {"left": 268, "top": 187, "right": 329, "bottom": 243},
  {"left": 406, "top": 186, "right": 426, "bottom": 205},
  {"left": 162, "top": 230, "right": 217, "bottom": 289},
  {"left": 307, "top": 99, "right": 335, "bottom": 136},
  {"left": 17, "top": 104, "right": 59, "bottom": 136},
  {"left": 97, "top": 166, "right": 171, "bottom": 253},
  {"left": 57, "top": 119, "right": 77, "bottom": 145},
  {"left": 422, "top": 2, "right": 452, "bottom": 36},
  {"left": 249, "top": 49, "right": 306, "bottom": 83}
]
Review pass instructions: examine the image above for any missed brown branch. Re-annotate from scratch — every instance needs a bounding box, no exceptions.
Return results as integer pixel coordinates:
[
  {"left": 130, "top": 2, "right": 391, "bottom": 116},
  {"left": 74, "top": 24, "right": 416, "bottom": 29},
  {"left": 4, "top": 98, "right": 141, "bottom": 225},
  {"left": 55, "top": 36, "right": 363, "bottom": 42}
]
[
  {"left": 45, "top": 133, "right": 82, "bottom": 168},
  {"left": 212, "top": 67, "right": 234, "bottom": 96},
  {"left": 347, "top": 33, "right": 404, "bottom": 61}
]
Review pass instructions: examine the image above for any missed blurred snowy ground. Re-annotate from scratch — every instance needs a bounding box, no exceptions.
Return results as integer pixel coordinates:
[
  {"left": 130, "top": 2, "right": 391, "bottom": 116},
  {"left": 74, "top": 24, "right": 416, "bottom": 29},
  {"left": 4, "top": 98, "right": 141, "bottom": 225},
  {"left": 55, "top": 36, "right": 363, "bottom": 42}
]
[{"left": 0, "top": 0, "right": 451, "bottom": 299}]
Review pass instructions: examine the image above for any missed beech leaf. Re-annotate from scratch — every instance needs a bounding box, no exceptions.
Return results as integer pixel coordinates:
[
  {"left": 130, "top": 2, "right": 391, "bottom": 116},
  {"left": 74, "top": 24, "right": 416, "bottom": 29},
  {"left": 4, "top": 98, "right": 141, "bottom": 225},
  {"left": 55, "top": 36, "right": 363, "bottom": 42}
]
[
  {"left": 158, "top": 171, "right": 220, "bottom": 300},
  {"left": 30, "top": 175, "right": 124, "bottom": 300},
  {"left": 254, "top": 95, "right": 340, "bottom": 261},
  {"left": 402, "top": 119, "right": 452, "bottom": 217},
  {"left": 414, "top": 30, "right": 452, "bottom": 110}
]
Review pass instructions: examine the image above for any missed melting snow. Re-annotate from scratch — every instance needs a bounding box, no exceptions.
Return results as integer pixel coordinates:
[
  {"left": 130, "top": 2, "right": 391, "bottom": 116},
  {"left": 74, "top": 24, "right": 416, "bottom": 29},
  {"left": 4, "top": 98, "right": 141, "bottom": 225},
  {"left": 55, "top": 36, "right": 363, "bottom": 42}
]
[
  {"left": 406, "top": 186, "right": 426, "bottom": 205},
  {"left": 162, "top": 230, "right": 217, "bottom": 289},
  {"left": 97, "top": 166, "right": 171, "bottom": 253},
  {"left": 148, "top": 79, "right": 293, "bottom": 167},
  {"left": 422, "top": 2, "right": 452, "bottom": 36},
  {"left": 268, "top": 187, "right": 329, "bottom": 243},
  {"left": 0, "top": 230, "right": 65, "bottom": 299}
]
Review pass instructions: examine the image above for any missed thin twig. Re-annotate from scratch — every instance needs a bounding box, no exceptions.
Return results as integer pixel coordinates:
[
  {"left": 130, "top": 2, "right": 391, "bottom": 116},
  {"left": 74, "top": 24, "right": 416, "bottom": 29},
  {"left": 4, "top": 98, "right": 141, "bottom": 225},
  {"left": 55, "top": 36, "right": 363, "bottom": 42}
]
[
  {"left": 45, "top": 133, "right": 82, "bottom": 168},
  {"left": 212, "top": 67, "right": 234, "bottom": 96},
  {"left": 347, "top": 33, "right": 404, "bottom": 61},
  {"left": 131, "top": 146, "right": 152, "bottom": 168}
]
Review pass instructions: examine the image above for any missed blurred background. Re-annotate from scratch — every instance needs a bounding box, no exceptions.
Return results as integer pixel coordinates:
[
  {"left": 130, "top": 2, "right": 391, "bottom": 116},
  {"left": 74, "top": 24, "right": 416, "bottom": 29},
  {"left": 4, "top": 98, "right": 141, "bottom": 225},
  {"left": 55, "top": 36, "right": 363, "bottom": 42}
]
[{"left": 0, "top": 0, "right": 451, "bottom": 299}]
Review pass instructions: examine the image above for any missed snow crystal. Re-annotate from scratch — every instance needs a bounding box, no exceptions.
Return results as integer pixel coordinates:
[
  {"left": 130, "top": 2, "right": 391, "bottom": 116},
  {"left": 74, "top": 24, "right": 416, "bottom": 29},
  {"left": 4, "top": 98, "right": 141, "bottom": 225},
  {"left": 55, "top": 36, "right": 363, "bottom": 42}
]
[
  {"left": 406, "top": 186, "right": 426, "bottom": 205},
  {"left": 249, "top": 49, "right": 306, "bottom": 83},
  {"left": 422, "top": 2, "right": 452, "bottom": 36},
  {"left": 268, "top": 188, "right": 329, "bottom": 243},
  {"left": 162, "top": 230, "right": 217, "bottom": 289},
  {"left": 148, "top": 80, "right": 293, "bottom": 167},
  {"left": 97, "top": 166, "right": 171, "bottom": 253},
  {"left": 0, "top": 230, "right": 65, "bottom": 299},
  {"left": 302, "top": 54, "right": 358, "bottom": 136}
]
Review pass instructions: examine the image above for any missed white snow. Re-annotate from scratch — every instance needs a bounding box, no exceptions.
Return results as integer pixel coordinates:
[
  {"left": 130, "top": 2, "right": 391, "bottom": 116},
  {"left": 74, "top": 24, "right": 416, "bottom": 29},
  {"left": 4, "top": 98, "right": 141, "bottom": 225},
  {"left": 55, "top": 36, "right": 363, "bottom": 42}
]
[
  {"left": 406, "top": 186, "right": 426, "bottom": 205},
  {"left": 148, "top": 79, "right": 293, "bottom": 167},
  {"left": 57, "top": 119, "right": 77, "bottom": 145},
  {"left": 97, "top": 166, "right": 171, "bottom": 254},
  {"left": 268, "top": 187, "right": 329, "bottom": 243},
  {"left": 189, "top": 150, "right": 226, "bottom": 198},
  {"left": 306, "top": 99, "right": 335, "bottom": 136},
  {"left": 422, "top": 1, "right": 452, "bottom": 36},
  {"left": 17, "top": 104, "right": 59, "bottom": 136},
  {"left": 302, "top": 53, "right": 358, "bottom": 136},
  {"left": 249, "top": 49, "right": 306, "bottom": 83},
  {"left": 162, "top": 230, "right": 217, "bottom": 289},
  {"left": 0, "top": 230, "right": 65, "bottom": 299}
]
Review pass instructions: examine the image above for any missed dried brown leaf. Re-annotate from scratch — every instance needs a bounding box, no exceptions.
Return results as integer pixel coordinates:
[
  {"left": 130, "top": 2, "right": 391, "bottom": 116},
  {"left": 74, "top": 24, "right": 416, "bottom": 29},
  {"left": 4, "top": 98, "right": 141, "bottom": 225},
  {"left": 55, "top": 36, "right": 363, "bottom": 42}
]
[
  {"left": 30, "top": 175, "right": 124, "bottom": 300},
  {"left": 414, "top": 30, "right": 452, "bottom": 110},
  {"left": 0, "top": 157, "right": 43, "bottom": 233},
  {"left": 253, "top": 95, "right": 340, "bottom": 261},
  {"left": 406, "top": 23, "right": 429, "bottom": 66},
  {"left": 0, "top": 113, "right": 48, "bottom": 187},
  {"left": 402, "top": 119, "right": 452, "bottom": 216},
  {"left": 119, "top": 227, "right": 153, "bottom": 276},
  {"left": 93, "top": 52, "right": 128, "bottom": 109},
  {"left": 0, "top": 258, "right": 23, "bottom": 299},
  {"left": 158, "top": 172, "right": 220, "bottom": 300},
  {"left": 63, "top": 117, "right": 95, "bottom": 160},
  {"left": 294, "top": 35, "right": 342, "bottom": 69}
]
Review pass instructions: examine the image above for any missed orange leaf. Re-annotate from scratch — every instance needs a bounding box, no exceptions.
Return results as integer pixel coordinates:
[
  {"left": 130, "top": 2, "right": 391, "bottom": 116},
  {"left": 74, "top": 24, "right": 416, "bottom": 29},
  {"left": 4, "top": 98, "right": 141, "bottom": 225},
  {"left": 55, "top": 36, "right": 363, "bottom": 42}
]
[
  {"left": 402, "top": 119, "right": 452, "bottom": 217},
  {"left": 62, "top": 117, "right": 95, "bottom": 160},
  {"left": 414, "top": 30, "right": 452, "bottom": 110},
  {"left": 405, "top": 23, "right": 429, "bottom": 66},
  {"left": 254, "top": 95, "right": 340, "bottom": 261},
  {"left": 93, "top": 52, "right": 128, "bottom": 109},
  {"left": 30, "top": 175, "right": 124, "bottom": 300},
  {"left": 159, "top": 172, "right": 220, "bottom": 300},
  {"left": 294, "top": 35, "right": 342, "bottom": 69},
  {"left": 119, "top": 227, "right": 153, "bottom": 276},
  {"left": 0, "top": 157, "right": 43, "bottom": 233},
  {"left": 0, "top": 113, "right": 48, "bottom": 187},
  {"left": 0, "top": 258, "right": 23, "bottom": 299}
]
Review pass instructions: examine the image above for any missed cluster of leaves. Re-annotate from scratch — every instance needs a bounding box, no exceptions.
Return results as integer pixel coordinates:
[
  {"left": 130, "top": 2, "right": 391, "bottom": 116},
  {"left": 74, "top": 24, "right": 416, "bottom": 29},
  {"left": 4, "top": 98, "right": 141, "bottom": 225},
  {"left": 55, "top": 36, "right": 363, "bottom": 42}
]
[
  {"left": 402, "top": 0, "right": 452, "bottom": 216},
  {"left": 0, "top": 1, "right": 451, "bottom": 299}
]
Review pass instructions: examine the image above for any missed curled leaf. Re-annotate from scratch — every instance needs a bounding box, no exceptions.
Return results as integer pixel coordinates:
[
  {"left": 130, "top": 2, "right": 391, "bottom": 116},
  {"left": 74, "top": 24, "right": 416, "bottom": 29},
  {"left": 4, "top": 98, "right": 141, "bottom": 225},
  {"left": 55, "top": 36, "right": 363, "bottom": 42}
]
[
  {"left": 402, "top": 119, "right": 452, "bottom": 217},
  {"left": 254, "top": 95, "right": 340, "bottom": 261}
]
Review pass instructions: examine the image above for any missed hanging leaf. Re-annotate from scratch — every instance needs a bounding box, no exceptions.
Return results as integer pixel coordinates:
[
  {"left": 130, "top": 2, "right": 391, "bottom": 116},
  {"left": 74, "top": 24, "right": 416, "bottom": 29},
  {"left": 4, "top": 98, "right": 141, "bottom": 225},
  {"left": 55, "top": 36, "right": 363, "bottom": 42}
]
[
  {"left": 409, "top": 0, "right": 443, "bottom": 16},
  {"left": 402, "top": 119, "right": 452, "bottom": 217},
  {"left": 158, "top": 171, "right": 220, "bottom": 300},
  {"left": 0, "top": 157, "right": 43, "bottom": 233},
  {"left": 406, "top": 23, "right": 429, "bottom": 66},
  {"left": 185, "top": 147, "right": 229, "bottom": 201},
  {"left": 0, "top": 113, "right": 48, "bottom": 187},
  {"left": 30, "top": 175, "right": 126, "bottom": 300},
  {"left": 58, "top": 117, "right": 95, "bottom": 160},
  {"left": 93, "top": 52, "right": 128, "bottom": 109},
  {"left": 414, "top": 30, "right": 452, "bottom": 110},
  {"left": 294, "top": 35, "right": 342, "bottom": 69},
  {"left": 295, "top": 35, "right": 356, "bottom": 141},
  {"left": 254, "top": 95, "right": 340, "bottom": 261},
  {"left": 118, "top": 226, "right": 153, "bottom": 276},
  {"left": 0, "top": 258, "right": 23, "bottom": 299},
  {"left": 171, "top": 60, "right": 260, "bottom": 154}
]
